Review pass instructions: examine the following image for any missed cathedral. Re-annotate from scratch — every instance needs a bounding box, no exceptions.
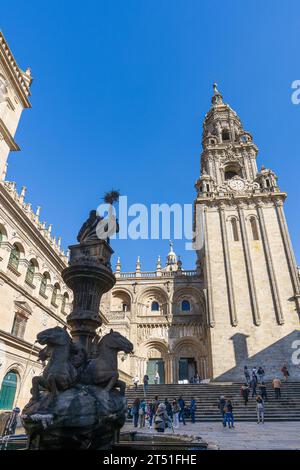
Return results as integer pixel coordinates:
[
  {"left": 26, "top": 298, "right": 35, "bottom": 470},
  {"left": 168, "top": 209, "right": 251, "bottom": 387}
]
[{"left": 0, "top": 33, "right": 299, "bottom": 410}]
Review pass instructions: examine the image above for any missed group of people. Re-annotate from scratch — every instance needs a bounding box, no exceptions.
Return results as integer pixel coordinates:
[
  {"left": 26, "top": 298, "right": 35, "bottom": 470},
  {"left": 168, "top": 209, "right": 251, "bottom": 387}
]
[{"left": 130, "top": 395, "right": 197, "bottom": 433}]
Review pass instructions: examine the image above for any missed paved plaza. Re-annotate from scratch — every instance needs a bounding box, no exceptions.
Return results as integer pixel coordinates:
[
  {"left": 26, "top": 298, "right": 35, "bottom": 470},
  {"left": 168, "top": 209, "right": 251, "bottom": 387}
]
[{"left": 123, "top": 421, "right": 300, "bottom": 450}]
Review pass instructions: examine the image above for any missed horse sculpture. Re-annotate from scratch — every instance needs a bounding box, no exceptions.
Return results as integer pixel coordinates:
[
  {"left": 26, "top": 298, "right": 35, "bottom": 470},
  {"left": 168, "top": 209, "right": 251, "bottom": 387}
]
[
  {"left": 31, "top": 326, "right": 79, "bottom": 401},
  {"left": 80, "top": 329, "right": 134, "bottom": 395}
]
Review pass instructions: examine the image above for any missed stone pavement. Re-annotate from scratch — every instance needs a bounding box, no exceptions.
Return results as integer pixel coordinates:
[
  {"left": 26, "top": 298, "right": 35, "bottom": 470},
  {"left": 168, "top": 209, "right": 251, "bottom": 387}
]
[{"left": 122, "top": 421, "right": 300, "bottom": 450}]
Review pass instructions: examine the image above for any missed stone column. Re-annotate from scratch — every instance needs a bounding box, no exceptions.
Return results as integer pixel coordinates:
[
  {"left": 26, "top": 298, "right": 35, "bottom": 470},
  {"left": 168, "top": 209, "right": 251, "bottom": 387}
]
[
  {"left": 219, "top": 203, "right": 238, "bottom": 326},
  {"left": 274, "top": 199, "right": 300, "bottom": 311},
  {"left": 256, "top": 201, "right": 284, "bottom": 324},
  {"left": 203, "top": 206, "right": 215, "bottom": 327},
  {"left": 237, "top": 203, "right": 261, "bottom": 326}
]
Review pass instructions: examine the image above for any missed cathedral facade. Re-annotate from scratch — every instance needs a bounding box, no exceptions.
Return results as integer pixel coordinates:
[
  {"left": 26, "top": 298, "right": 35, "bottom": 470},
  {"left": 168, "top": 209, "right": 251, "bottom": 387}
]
[{"left": 102, "top": 84, "right": 300, "bottom": 383}]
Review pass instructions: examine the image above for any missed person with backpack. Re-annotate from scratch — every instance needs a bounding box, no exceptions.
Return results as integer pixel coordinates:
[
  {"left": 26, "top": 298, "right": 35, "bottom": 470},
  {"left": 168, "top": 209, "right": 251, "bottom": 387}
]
[
  {"left": 241, "top": 383, "right": 250, "bottom": 405},
  {"left": 259, "top": 382, "right": 268, "bottom": 401},
  {"left": 132, "top": 398, "right": 140, "bottom": 428},
  {"left": 257, "top": 367, "right": 265, "bottom": 384},
  {"left": 224, "top": 400, "right": 234, "bottom": 428},
  {"left": 256, "top": 396, "right": 265, "bottom": 424},
  {"left": 154, "top": 403, "right": 169, "bottom": 433},
  {"left": 172, "top": 399, "right": 179, "bottom": 428}
]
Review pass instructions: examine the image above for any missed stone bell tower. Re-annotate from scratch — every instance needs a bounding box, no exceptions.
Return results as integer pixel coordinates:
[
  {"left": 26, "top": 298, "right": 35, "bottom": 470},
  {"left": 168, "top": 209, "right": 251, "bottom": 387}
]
[{"left": 195, "top": 84, "right": 300, "bottom": 380}]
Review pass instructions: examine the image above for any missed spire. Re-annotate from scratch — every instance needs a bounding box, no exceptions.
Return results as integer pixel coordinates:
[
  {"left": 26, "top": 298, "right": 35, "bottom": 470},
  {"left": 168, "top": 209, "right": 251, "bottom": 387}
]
[
  {"left": 156, "top": 255, "right": 162, "bottom": 276},
  {"left": 135, "top": 256, "right": 141, "bottom": 276},
  {"left": 211, "top": 82, "right": 223, "bottom": 106},
  {"left": 115, "top": 256, "right": 121, "bottom": 278},
  {"left": 166, "top": 240, "right": 178, "bottom": 271}
]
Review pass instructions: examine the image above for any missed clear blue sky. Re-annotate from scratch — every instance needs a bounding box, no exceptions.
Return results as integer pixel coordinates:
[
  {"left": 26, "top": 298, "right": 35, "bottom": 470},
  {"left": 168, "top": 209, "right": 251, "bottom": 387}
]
[{"left": 2, "top": 0, "right": 300, "bottom": 271}]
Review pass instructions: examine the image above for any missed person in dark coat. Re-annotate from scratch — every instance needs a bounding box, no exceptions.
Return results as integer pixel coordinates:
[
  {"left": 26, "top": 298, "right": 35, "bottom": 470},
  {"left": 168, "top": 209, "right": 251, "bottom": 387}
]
[
  {"left": 190, "top": 397, "right": 197, "bottom": 423},
  {"left": 224, "top": 400, "right": 234, "bottom": 428},
  {"left": 259, "top": 382, "right": 268, "bottom": 401},
  {"left": 241, "top": 383, "right": 250, "bottom": 405},
  {"left": 164, "top": 398, "right": 173, "bottom": 421},
  {"left": 132, "top": 398, "right": 140, "bottom": 428},
  {"left": 250, "top": 375, "right": 258, "bottom": 397},
  {"left": 244, "top": 366, "right": 250, "bottom": 384},
  {"left": 218, "top": 395, "right": 226, "bottom": 426},
  {"left": 178, "top": 396, "right": 186, "bottom": 425}
]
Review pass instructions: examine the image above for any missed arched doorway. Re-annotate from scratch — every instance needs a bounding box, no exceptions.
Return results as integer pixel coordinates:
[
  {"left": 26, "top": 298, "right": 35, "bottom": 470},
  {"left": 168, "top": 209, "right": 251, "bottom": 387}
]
[
  {"left": 173, "top": 338, "right": 208, "bottom": 383},
  {"left": 0, "top": 371, "right": 18, "bottom": 410}
]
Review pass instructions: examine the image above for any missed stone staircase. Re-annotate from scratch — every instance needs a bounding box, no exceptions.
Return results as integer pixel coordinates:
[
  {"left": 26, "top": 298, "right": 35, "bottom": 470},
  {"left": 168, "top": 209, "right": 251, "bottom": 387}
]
[{"left": 126, "top": 382, "right": 300, "bottom": 422}]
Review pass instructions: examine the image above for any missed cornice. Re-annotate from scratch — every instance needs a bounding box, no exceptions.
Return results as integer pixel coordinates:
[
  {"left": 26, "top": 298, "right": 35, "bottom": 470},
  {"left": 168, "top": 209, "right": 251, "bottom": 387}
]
[
  {"left": 0, "top": 32, "right": 31, "bottom": 108},
  {"left": 0, "top": 329, "right": 41, "bottom": 356},
  {"left": 0, "top": 183, "right": 67, "bottom": 272},
  {"left": 0, "top": 118, "right": 20, "bottom": 151}
]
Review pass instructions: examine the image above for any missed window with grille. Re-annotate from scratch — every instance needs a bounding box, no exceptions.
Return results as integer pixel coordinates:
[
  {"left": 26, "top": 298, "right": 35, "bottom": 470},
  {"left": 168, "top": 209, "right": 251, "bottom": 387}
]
[
  {"left": 11, "top": 313, "right": 27, "bottom": 339},
  {"left": 25, "top": 261, "right": 35, "bottom": 285},
  {"left": 8, "top": 245, "right": 20, "bottom": 271},
  {"left": 40, "top": 274, "right": 48, "bottom": 296}
]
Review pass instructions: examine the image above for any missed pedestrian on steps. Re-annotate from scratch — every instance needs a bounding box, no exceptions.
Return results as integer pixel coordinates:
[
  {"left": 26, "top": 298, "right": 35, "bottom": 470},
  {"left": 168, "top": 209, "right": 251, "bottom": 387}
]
[
  {"left": 250, "top": 374, "right": 258, "bottom": 397},
  {"left": 133, "top": 375, "right": 139, "bottom": 391},
  {"left": 273, "top": 377, "right": 282, "bottom": 399},
  {"left": 259, "top": 382, "right": 268, "bottom": 401},
  {"left": 256, "top": 396, "right": 265, "bottom": 424},
  {"left": 244, "top": 366, "right": 250, "bottom": 385},
  {"left": 281, "top": 364, "right": 290, "bottom": 382},
  {"left": 241, "top": 383, "right": 250, "bottom": 405}
]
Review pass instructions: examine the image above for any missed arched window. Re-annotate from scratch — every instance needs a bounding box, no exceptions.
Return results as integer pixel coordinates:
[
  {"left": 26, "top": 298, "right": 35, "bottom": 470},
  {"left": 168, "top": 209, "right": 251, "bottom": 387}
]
[
  {"left": 231, "top": 218, "right": 239, "bottom": 241},
  {"left": 0, "top": 231, "right": 3, "bottom": 245},
  {"left": 151, "top": 301, "right": 159, "bottom": 312},
  {"left": 61, "top": 292, "right": 69, "bottom": 314},
  {"left": 51, "top": 283, "right": 60, "bottom": 307},
  {"left": 25, "top": 260, "right": 35, "bottom": 285},
  {"left": 250, "top": 217, "right": 259, "bottom": 241},
  {"left": 181, "top": 300, "right": 191, "bottom": 311},
  {"left": 40, "top": 272, "right": 49, "bottom": 296},
  {"left": 8, "top": 244, "right": 21, "bottom": 271},
  {"left": 122, "top": 303, "right": 128, "bottom": 312},
  {"left": 222, "top": 129, "right": 230, "bottom": 141},
  {"left": 0, "top": 371, "right": 18, "bottom": 410}
]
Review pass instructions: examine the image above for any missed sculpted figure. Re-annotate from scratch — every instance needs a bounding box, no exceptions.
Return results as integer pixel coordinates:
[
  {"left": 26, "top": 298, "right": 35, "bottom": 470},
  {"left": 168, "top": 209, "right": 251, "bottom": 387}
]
[
  {"left": 77, "top": 209, "right": 119, "bottom": 244},
  {"left": 31, "top": 326, "right": 79, "bottom": 401},
  {"left": 80, "top": 330, "right": 133, "bottom": 395}
]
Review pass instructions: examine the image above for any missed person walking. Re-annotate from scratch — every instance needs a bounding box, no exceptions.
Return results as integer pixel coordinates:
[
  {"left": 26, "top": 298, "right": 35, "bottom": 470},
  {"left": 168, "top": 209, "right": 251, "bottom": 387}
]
[
  {"left": 250, "top": 374, "right": 258, "bottom": 397},
  {"left": 154, "top": 403, "right": 169, "bottom": 433},
  {"left": 241, "top": 383, "right": 250, "bottom": 405},
  {"left": 190, "top": 397, "right": 197, "bottom": 423},
  {"left": 281, "top": 364, "right": 290, "bottom": 382},
  {"left": 218, "top": 395, "right": 226, "bottom": 426},
  {"left": 224, "top": 400, "right": 234, "bottom": 428},
  {"left": 259, "top": 382, "right": 268, "bottom": 401},
  {"left": 257, "top": 367, "right": 265, "bottom": 384},
  {"left": 138, "top": 399, "right": 146, "bottom": 428},
  {"left": 178, "top": 395, "right": 186, "bottom": 425},
  {"left": 252, "top": 367, "right": 258, "bottom": 381},
  {"left": 164, "top": 398, "right": 173, "bottom": 426},
  {"left": 143, "top": 374, "right": 149, "bottom": 395},
  {"left": 244, "top": 366, "right": 250, "bottom": 385},
  {"left": 132, "top": 398, "right": 140, "bottom": 428},
  {"left": 133, "top": 375, "right": 139, "bottom": 391},
  {"left": 256, "top": 396, "right": 265, "bottom": 424},
  {"left": 273, "top": 377, "right": 282, "bottom": 399},
  {"left": 172, "top": 399, "right": 179, "bottom": 428},
  {"left": 147, "top": 400, "right": 155, "bottom": 429}
]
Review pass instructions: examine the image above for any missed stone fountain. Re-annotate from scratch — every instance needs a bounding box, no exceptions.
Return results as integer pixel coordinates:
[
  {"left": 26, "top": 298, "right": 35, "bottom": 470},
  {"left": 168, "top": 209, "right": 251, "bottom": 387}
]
[{"left": 21, "top": 210, "right": 134, "bottom": 450}]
